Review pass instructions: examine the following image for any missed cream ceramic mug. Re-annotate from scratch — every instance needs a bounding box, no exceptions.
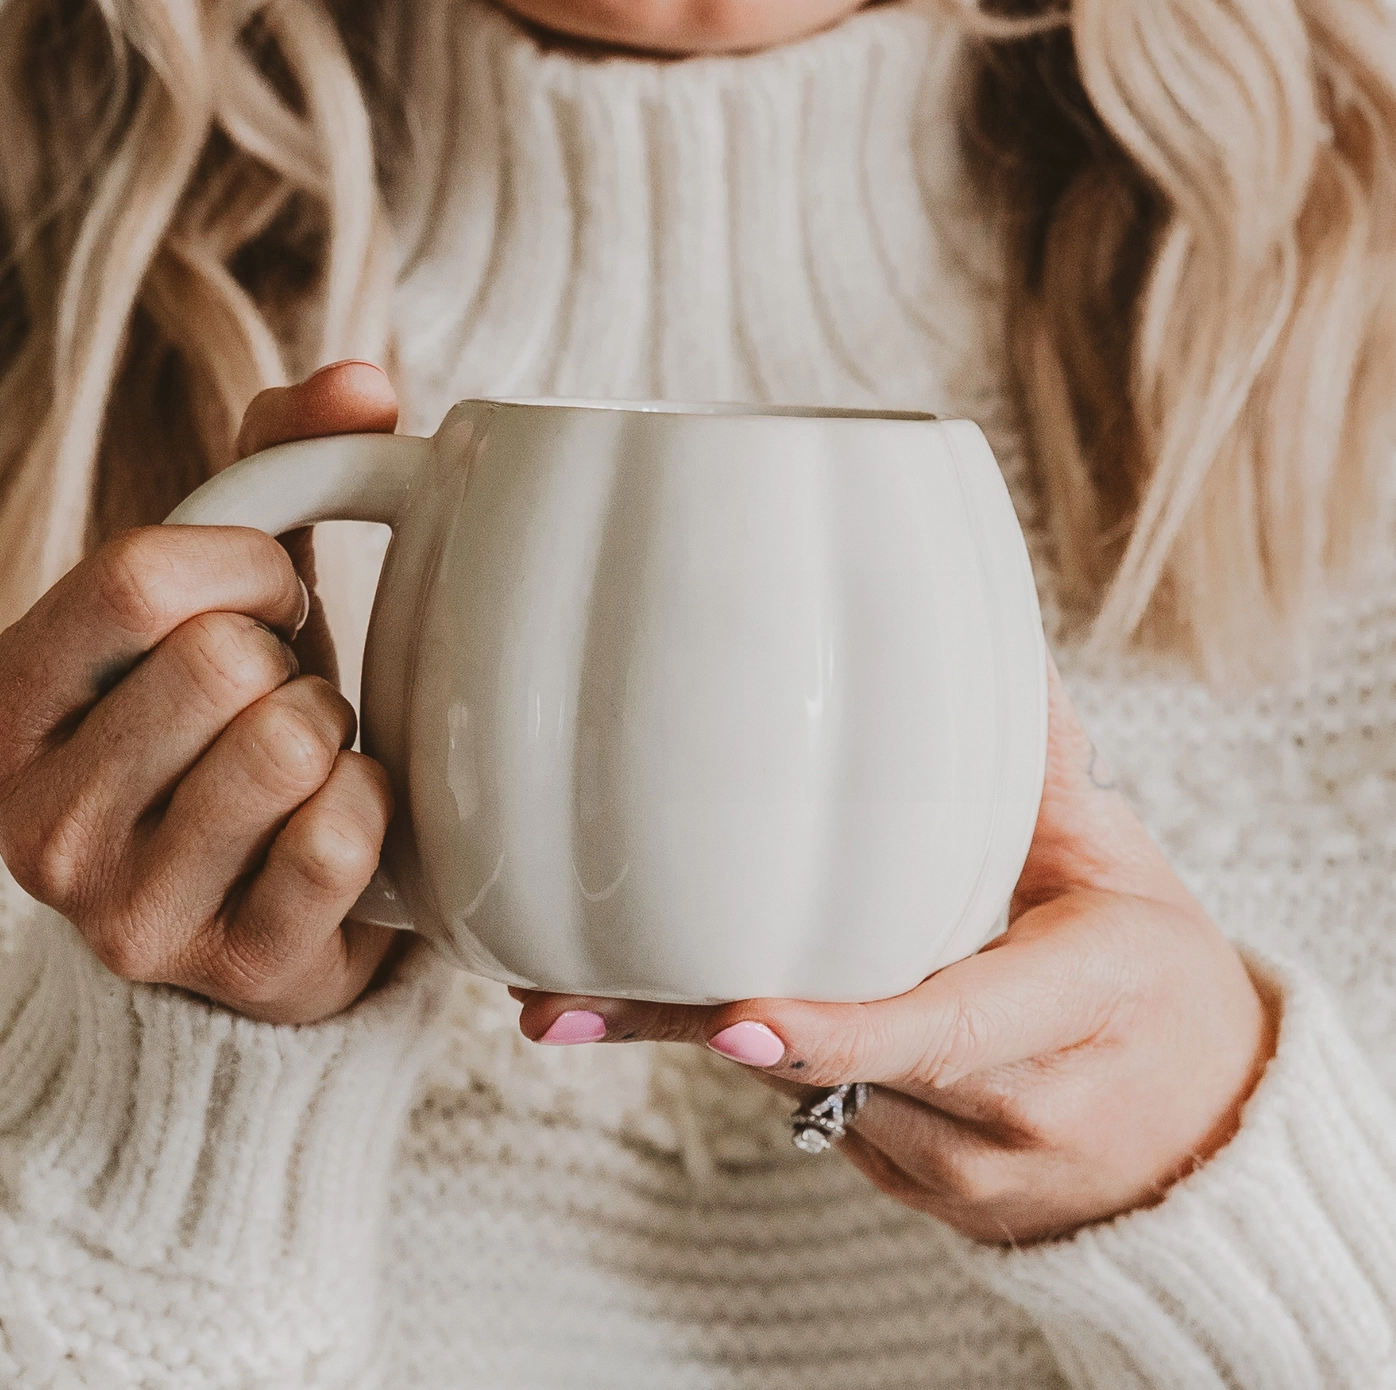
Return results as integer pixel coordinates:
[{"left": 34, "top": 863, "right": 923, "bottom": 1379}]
[{"left": 167, "top": 400, "right": 1047, "bottom": 1005}]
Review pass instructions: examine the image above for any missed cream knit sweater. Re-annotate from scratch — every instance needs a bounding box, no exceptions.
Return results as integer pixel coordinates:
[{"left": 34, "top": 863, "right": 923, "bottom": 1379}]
[{"left": 4, "top": 4, "right": 1396, "bottom": 1387}]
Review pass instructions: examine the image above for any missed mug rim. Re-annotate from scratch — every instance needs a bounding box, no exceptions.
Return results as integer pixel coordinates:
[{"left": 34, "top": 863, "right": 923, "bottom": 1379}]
[{"left": 473, "top": 397, "right": 942, "bottom": 423}]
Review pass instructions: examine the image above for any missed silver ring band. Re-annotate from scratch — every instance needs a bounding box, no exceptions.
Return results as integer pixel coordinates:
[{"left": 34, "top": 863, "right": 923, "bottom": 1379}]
[{"left": 790, "top": 1083, "right": 870, "bottom": 1154}]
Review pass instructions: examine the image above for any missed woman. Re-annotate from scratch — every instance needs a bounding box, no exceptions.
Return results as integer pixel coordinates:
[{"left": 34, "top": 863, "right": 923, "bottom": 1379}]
[{"left": 0, "top": 0, "right": 1393, "bottom": 1384}]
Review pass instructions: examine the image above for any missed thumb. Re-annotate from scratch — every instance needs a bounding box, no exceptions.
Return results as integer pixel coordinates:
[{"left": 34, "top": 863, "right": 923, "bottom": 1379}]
[
  {"left": 735, "top": 889, "right": 1141, "bottom": 1091},
  {"left": 235, "top": 360, "right": 398, "bottom": 460},
  {"left": 1012, "top": 650, "right": 1176, "bottom": 912},
  {"left": 234, "top": 361, "right": 399, "bottom": 688}
]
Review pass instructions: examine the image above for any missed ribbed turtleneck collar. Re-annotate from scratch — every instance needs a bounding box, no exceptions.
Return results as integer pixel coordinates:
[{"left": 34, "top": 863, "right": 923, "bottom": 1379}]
[{"left": 387, "top": 0, "right": 997, "bottom": 437}]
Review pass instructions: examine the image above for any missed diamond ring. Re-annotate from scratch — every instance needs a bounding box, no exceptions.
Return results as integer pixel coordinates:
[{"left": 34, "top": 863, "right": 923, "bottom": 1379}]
[{"left": 790, "top": 1083, "right": 871, "bottom": 1154}]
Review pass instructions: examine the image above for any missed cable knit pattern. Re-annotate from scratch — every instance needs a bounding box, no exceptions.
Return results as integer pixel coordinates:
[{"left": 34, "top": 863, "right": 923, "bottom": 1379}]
[
  {"left": 0, "top": 911, "right": 452, "bottom": 1387},
  {"left": 958, "top": 954, "right": 1396, "bottom": 1388},
  {"left": 385, "top": 0, "right": 976, "bottom": 424},
  {"left": 4, "top": 3, "right": 1396, "bottom": 1386}
]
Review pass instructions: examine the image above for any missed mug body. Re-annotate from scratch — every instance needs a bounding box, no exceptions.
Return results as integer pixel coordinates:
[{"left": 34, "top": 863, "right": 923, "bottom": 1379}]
[{"left": 360, "top": 401, "right": 1046, "bottom": 1004}]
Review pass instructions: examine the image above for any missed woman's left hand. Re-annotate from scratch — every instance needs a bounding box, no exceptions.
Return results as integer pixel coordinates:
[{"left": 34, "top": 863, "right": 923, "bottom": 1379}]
[{"left": 514, "top": 656, "right": 1279, "bottom": 1245}]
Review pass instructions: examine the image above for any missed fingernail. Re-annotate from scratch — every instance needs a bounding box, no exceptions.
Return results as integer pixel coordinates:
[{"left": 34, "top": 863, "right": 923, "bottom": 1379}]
[
  {"left": 708, "top": 1021, "right": 786, "bottom": 1068},
  {"left": 308, "top": 359, "right": 383, "bottom": 382},
  {"left": 293, "top": 577, "right": 311, "bottom": 637},
  {"left": 539, "top": 1010, "right": 607, "bottom": 1046},
  {"left": 251, "top": 619, "right": 300, "bottom": 677}
]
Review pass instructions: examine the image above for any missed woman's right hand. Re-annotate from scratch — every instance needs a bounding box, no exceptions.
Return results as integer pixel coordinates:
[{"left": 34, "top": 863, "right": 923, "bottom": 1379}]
[{"left": 0, "top": 362, "right": 404, "bottom": 1025}]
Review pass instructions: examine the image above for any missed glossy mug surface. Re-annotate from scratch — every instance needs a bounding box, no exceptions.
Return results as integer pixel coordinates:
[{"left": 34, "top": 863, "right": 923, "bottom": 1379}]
[{"left": 167, "top": 401, "right": 1048, "bottom": 1004}]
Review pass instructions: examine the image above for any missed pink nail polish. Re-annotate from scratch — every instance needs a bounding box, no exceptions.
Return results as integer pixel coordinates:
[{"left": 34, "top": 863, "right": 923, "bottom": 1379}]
[
  {"left": 539, "top": 1010, "right": 607, "bottom": 1045},
  {"left": 708, "top": 1021, "right": 786, "bottom": 1068}
]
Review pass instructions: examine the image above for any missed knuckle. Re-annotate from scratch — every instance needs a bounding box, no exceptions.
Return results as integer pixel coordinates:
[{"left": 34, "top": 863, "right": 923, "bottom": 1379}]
[
  {"left": 200, "top": 935, "right": 286, "bottom": 1008},
  {"left": 14, "top": 761, "right": 144, "bottom": 911},
  {"left": 248, "top": 701, "right": 338, "bottom": 798},
  {"left": 344, "top": 749, "right": 393, "bottom": 811},
  {"left": 90, "top": 922, "right": 167, "bottom": 983},
  {"left": 282, "top": 807, "right": 380, "bottom": 896},
  {"left": 931, "top": 1147, "right": 1020, "bottom": 1211},
  {"left": 295, "top": 676, "right": 355, "bottom": 734},
  {"left": 175, "top": 612, "right": 291, "bottom": 711},
  {"left": 94, "top": 530, "right": 182, "bottom": 636},
  {"left": 1002, "top": 1087, "right": 1063, "bottom": 1149},
  {"left": 21, "top": 807, "right": 93, "bottom": 906},
  {"left": 918, "top": 998, "right": 983, "bottom": 1086},
  {"left": 798, "top": 1018, "right": 874, "bottom": 1085}
]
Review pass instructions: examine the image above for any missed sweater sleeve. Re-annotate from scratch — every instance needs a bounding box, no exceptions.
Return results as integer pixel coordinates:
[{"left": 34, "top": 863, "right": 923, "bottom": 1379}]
[
  {"left": 0, "top": 905, "right": 452, "bottom": 1390},
  {"left": 950, "top": 952, "right": 1396, "bottom": 1389}
]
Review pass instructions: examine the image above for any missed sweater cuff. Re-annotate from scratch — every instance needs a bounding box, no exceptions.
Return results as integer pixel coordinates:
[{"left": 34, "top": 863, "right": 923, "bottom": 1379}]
[
  {"left": 0, "top": 907, "right": 451, "bottom": 1282},
  {"left": 954, "top": 952, "right": 1396, "bottom": 1389}
]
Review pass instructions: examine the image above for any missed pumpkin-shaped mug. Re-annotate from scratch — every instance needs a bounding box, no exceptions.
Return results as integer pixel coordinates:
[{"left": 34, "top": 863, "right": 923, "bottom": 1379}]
[{"left": 167, "top": 400, "right": 1047, "bottom": 1005}]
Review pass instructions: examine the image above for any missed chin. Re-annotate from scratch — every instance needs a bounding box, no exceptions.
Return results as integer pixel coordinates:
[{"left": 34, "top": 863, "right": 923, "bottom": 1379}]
[{"left": 492, "top": 0, "right": 870, "bottom": 56}]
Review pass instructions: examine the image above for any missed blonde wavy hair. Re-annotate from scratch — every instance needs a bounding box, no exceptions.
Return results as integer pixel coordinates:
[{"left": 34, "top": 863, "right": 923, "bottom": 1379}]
[{"left": 0, "top": 0, "right": 1393, "bottom": 677}]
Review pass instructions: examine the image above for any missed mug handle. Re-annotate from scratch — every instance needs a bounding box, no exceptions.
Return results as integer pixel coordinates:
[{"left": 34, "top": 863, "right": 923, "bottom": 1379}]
[
  {"left": 164, "top": 431, "right": 431, "bottom": 531},
  {"left": 164, "top": 430, "right": 435, "bottom": 931}
]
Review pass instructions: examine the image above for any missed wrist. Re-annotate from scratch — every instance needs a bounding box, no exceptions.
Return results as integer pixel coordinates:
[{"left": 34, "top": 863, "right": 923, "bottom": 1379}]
[
  {"left": 1196, "top": 953, "right": 1283, "bottom": 1166},
  {"left": 2, "top": 909, "right": 450, "bottom": 1270},
  {"left": 1138, "top": 944, "right": 1285, "bottom": 1209}
]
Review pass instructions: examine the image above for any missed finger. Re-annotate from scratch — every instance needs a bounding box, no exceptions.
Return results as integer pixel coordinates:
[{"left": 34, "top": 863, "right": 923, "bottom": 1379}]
[
  {"left": 235, "top": 361, "right": 398, "bottom": 688},
  {"left": 1014, "top": 650, "right": 1179, "bottom": 909},
  {"left": 132, "top": 676, "right": 357, "bottom": 932},
  {"left": 839, "top": 1088, "right": 1011, "bottom": 1193},
  {"left": 0, "top": 527, "right": 307, "bottom": 765},
  {"left": 19, "top": 613, "right": 299, "bottom": 879},
  {"left": 278, "top": 526, "right": 339, "bottom": 689},
  {"left": 514, "top": 992, "right": 722, "bottom": 1047},
  {"left": 738, "top": 891, "right": 1147, "bottom": 1090},
  {"left": 515, "top": 987, "right": 1041, "bottom": 1238},
  {"left": 525, "top": 889, "right": 1162, "bottom": 1092},
  {"left": 2, "top": 364, "right": 386, "bottom": 742},
  {"left": 236, "top": 360, "right": 398, "bottom": 459},
  {"left": 514, "top": 981, "right": 1004, "bottom": 1091},
  {"left": 836, "top": 1124, "right": 1031, "bottom": 1244},
  {"left": 775, "top": 1074, "right": 1062, "bottom": 1243},
  {"left": 836, "top": 1128, "right": 936, "bottom": 1214},
  {"left": 196, "top": 750, "right": 397, "bottom": 1024}
]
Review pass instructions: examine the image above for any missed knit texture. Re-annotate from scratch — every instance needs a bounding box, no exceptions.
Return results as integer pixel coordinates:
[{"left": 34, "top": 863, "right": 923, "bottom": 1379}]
[
  {"left": 961, "top": 953, "right": 1396, "bottom": 1388},
  {"left": 0, "top": 910, "right": 451, "bottom": 1387},
  {"left": 4, "top": 3, "right": 1396, "bottom": 1386}
]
